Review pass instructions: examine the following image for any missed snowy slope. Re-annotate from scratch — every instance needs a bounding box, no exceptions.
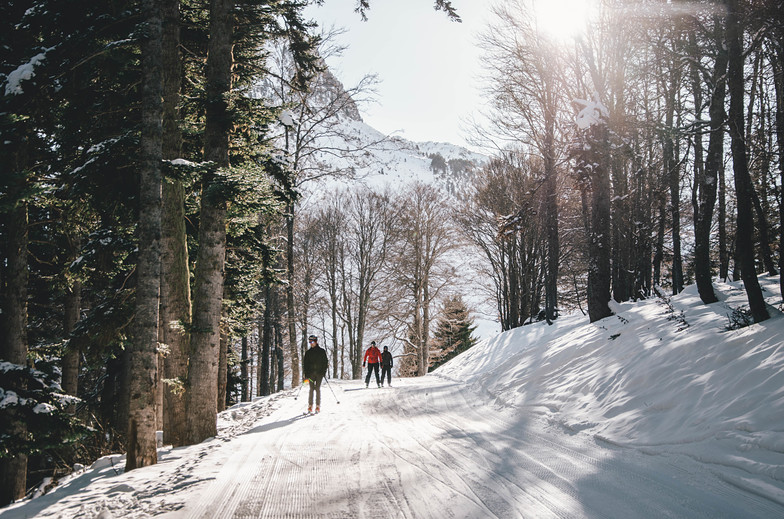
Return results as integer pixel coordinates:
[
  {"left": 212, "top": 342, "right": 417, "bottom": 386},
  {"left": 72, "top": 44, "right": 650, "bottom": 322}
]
[
  {"left": 3, "top": 275, "right": 784, "bottom": 518},
  {"left": 437, "top": 275, "right": 784, "bottom": 499},
  {"left": 299, "top": 116, "right": 488, "bottom": 195}
]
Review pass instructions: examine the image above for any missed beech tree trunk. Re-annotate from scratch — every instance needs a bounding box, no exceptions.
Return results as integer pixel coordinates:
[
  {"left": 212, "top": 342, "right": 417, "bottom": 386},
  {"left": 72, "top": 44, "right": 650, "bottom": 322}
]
[
  {"left": 544, "top": 123, "right": 559, "bottom": 323},
  {"left": 725, "top": 0, "right": 769, "bottom": 323},
  {"left": 286, "top": 205, "right": 300, "bottom": 386},
  {"left": 775, "top": 29, "right": 784, "bottom": 298},
  {"left": 694, "top": 19, "right": 727, "bottom": 305},
  {"left": 750, "top": 187, "right": 777, "bottom": 276},
  {"left": 587, "top": 123, "right": 613, "bottom": 323},
  {"left": 126, "top": 0, "right": 163, "bottom": 472},
  {"left": 719, "top": 157, "right": 729, "bottom": 280},
  {"left": 664, "top": 64, "right": 684, "bottom": 295},
  {"left": 186, "top": 0, "right": 232, "bottom": 444}
]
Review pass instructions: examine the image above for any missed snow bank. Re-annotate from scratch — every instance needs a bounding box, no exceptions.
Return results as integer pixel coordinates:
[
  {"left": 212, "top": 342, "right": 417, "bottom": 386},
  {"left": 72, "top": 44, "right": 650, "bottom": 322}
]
[{"left": 437, "top": 275, "right": 784, "bottom": 486}]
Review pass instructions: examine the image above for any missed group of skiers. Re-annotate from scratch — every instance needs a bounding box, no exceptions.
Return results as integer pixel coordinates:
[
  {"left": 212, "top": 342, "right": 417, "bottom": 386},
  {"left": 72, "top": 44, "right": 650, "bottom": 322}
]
[
  {"left": 362, "top": 340, "right": 393, "bottom": 388},
  {"left": 301, "top": 336, "right": 394, "bottom": 414}
]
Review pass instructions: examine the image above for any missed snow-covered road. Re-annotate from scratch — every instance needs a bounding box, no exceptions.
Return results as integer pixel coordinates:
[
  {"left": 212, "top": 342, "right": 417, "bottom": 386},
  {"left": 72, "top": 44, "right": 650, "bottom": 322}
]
[{"left": 160, "top": 376, "right": 783, "bottom": 519}]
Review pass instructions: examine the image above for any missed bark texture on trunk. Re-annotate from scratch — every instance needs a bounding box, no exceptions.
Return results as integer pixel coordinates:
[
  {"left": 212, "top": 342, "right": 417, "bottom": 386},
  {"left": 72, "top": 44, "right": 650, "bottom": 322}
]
[
  {"left": 185, "top": 0, "right": 233, "bottom": 445},
  {"left": 726, "top": 0, "right": 769, "bottom": 323},
  {"left": 218, "top": 325, "right": 228, "bottom": 412},
  {"left": 160, "top": 0, "right": 191, "bottom": 448},
  {"left": 694, "top": 20, "right": 727, "bottom": 305},
  {"left": 544, "top": 126, "right": 559, "bottom": 323},
  {"left": 587, "top": 123, "right": 613, "bottom": 323},
  {"left": 62, "top": 279, "right": 82, "bottom": 399},
  {"left": 0, "top": 203, "right": 30, "bottom": 505},
  {"left": 126, "top": 0, "right": 163, "bottom": 472},
  {"left": 775, "top": 30, "right": 784, "bottom": 298},
  {"left": 286, "top": 207, "right": 300, "bottom": 386}
]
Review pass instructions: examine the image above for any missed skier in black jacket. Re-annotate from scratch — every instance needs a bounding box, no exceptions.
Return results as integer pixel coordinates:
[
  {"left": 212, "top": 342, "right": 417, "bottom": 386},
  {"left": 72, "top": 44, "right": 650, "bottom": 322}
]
[
  {"left": 302, "top": 335, "right": 329, "bottom": 413},
  {"left": 380, "top": 346, "right": 393, "bottom": 387}
]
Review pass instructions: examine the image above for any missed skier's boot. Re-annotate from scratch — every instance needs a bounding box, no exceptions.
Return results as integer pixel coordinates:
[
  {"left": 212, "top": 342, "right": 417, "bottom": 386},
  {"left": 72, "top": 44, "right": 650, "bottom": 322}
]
[
  {"left": 315, "top": 406, "right": 320, "bottom": 414},
  {"left": 307, "top": 405, "right": 312, "bottom": 414}
]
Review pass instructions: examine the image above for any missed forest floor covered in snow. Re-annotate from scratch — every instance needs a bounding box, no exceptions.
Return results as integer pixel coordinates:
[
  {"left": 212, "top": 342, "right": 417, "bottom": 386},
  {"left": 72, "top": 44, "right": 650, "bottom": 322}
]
[{"left": 2, "top": 275, "right": 784, "bottom": 518}]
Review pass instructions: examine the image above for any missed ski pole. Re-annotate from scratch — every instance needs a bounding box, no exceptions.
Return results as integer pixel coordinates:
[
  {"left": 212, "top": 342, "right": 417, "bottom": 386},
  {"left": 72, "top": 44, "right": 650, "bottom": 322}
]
[
  {"left": 324, "top": 376, "right": 340, "bottom": 404},
  {"left": 294, "top": 380, "right": 305, "bottom": 400}
]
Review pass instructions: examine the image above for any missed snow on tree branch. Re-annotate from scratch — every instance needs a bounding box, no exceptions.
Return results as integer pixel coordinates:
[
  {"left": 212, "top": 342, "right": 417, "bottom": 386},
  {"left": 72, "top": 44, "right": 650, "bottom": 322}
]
[{"left": 573, "top": 91, "right": 609, "bottom": 130}]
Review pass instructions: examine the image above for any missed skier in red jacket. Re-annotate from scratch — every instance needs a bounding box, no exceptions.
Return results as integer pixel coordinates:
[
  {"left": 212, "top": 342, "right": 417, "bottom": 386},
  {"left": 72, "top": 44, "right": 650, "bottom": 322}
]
[{"left": 363, "top": 341, "right": 382, "bottom": 388}]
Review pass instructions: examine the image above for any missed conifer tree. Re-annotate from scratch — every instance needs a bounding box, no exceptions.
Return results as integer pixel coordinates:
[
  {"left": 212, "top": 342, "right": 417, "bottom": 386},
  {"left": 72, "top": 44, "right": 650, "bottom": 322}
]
[
  {"left": 429, "top": 296, "right": 477, "bottom": 372},
  {"left": 125, "top": 0, "right": 164, "bottom": 472}
]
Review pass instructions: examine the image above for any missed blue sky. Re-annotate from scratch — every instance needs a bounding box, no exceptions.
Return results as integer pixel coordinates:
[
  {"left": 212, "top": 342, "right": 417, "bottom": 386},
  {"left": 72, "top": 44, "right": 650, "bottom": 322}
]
[{"left": 304, "top": 0, "right": 492, "bottom": 148}]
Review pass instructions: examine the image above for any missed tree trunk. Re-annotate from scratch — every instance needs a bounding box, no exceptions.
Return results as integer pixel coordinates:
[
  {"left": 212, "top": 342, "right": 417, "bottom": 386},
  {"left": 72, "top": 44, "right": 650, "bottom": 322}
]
[
  {"left": 750, "top": 187, "right": 777, "bottom": 275},
  {"left": 285, "top": 205, "right": 300, "bottom": 387},
  {"left": 587, "top": 123, "right": 613, "bottom": 323},
  {"left": 664, "top": 72, "right": 684, "bottom": 295},
  {"left": 653, "top": 188, "right": 666, "bottom": 287},
  {"left": 218, "top": 325, "right": 228, "bottom": 412},
  {"left": 260, "top": 285, "right": 273, "bottom": 396},
  {"left": 694, "top": 19, "right": 727, "bottom": 305},
  {"left": 126, "top": 0, "right": 163, "bottom": 472},
  {"left": 331, "top": 292, "right": 339, "bottom": 379},
  {"left": 544, "top": 123, "right": 559, "bottom": 323},
  {"left": 160, "top": 0, "right": 190, "bottom": 448},
  {"left": 0, "top": 203, "right": 29, "bottom": 505},
  {"left": 422, "top": 277, "right": 431, "bottom": 373},
  {"left": 276, "top": 323, "right": 285, "bottom": 391},
  {"left": 241, "top": 336, "right": 248, "bottom": 401},
  {"left": 185, "top": 0, "right": 233, "bottom": 444},
  {"left": 160, "top": 174, "right": 190, "bottom": 447},
  {"left": 726, "top": 0, "right": 769, "bottom": 322},
  {"left": 62, "top": 278, "right": 82, "bottom": 400},
  {"left": 719, "top": 155, "right": 729, "bottom": 280},
  {"left": 774, "top": 29, "right": 784, "bottom": 298}
]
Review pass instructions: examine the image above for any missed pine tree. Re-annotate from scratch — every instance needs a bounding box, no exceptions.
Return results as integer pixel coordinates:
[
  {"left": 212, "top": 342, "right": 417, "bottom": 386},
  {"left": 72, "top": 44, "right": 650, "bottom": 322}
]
[{"left": 428, "top": 296, "right": 477, "bottom": 372}]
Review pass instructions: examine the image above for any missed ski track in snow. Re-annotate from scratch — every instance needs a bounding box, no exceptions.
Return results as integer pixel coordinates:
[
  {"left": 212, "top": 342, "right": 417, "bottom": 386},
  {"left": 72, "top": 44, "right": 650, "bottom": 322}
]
[
  {"left": 145, "top": 377, "right": 783, "bottom": 519},
  {"left": 4, "top": 366, "right": 784, "bottom": 518}
]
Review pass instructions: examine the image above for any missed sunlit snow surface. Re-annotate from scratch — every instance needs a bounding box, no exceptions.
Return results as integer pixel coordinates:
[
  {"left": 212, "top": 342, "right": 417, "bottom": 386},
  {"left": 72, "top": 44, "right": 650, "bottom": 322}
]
[{"left": 3, "top": 276, "right": 784, "bottom": 518}]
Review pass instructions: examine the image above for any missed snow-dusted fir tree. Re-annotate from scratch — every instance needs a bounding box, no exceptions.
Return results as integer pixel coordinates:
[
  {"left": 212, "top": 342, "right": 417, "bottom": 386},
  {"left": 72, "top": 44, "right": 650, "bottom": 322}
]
[{"left": 429, "top": 295, "right": 477, "bottom": 372}]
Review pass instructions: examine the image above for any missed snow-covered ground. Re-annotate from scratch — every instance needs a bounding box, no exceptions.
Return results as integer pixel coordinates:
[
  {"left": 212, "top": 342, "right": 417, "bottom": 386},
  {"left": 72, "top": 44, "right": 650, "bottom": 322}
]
[{"left": 3, "top": 275, "right": 784, "bottom": 518}]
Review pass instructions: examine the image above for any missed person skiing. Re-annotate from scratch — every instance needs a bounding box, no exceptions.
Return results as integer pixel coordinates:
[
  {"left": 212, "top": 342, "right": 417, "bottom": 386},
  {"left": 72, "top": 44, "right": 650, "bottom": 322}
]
[
  {"left": 380, "top": 345, "right": 393, "bottom": 387},
  {"left": 363, "top": 341, "right": 382, "bottom": 388},
  {"left": 302, "top": 335, "right": 328, "bottom": 413}
]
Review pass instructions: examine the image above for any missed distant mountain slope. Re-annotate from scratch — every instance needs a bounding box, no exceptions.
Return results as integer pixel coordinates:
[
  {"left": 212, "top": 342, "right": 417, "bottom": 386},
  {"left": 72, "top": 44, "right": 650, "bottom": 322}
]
[
  {"left": 305, "top": 116, "right": 488, "bottom": 197},
  {"left": 254, "top": 54, "right": 488, "bottom": 196}
]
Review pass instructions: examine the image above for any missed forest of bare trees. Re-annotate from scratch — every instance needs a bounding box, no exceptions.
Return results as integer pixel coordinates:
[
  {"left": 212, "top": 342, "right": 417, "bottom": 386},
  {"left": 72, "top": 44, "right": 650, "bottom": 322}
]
[
  {"left": 1, "top": 0, "right": 783, "bottom": 505},
  {"left": 471, "top": 0, "right": 783, "bottom": 325}
]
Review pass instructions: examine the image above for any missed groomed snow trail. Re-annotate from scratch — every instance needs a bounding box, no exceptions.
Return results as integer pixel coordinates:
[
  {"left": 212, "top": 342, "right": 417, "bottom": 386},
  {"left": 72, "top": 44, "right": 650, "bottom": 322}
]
[{"left": 164, "top": 376, "right": 784, "bottom": 518}]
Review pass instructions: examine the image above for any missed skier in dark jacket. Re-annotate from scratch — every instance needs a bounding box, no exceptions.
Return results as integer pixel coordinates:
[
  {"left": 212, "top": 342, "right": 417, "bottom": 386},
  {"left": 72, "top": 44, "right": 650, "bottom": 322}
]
[
  {"left": 303, "top": 335, "right": 328, "bottom": 413},
  {"left": 363, "top": 341, "right": 382, "bottom": 388},
  {"left": 380, "top": 346, "right": 393, "bottom": 387}
]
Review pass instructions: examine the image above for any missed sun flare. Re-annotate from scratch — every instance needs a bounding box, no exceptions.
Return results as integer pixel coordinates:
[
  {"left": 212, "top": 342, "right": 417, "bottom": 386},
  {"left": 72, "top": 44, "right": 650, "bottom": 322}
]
[{"left": 533, "top": 0, "right": 593, "bottom": 41}]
